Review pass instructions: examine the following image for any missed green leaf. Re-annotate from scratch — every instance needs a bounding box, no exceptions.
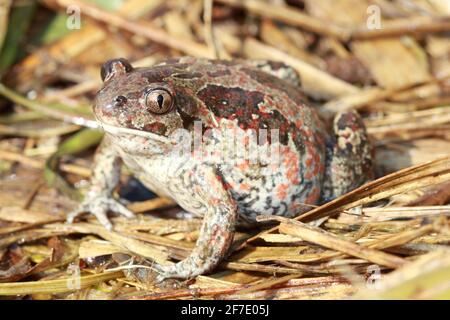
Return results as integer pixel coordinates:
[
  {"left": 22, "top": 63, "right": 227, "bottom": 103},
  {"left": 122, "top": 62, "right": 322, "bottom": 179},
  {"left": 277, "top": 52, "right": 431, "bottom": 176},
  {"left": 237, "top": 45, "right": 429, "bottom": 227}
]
[
  {"left": 87, "top": 0, "right": 124, "bottom": 11},
  {"left": 31, "top": 13, "right": 77, "bottom": 47},
  {"left": 0, "top": 1, "right": 37, "bottom": 73},
  {"left": 0, "top": 84, "right": 94, "bottom": 121},
  {"left": 45, "top": 128, "right": 103, "bottom": 200},
  {"left": 54, "top": 127, "right": 103, "bottom": 157}
]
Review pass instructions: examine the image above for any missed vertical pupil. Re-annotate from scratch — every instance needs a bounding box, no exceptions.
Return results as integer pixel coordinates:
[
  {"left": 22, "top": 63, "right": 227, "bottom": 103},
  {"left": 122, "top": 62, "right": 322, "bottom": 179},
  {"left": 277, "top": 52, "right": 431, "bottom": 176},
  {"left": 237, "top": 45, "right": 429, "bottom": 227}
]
[{"left": 157, "top": 94, "right": 164, "bottom": 108}]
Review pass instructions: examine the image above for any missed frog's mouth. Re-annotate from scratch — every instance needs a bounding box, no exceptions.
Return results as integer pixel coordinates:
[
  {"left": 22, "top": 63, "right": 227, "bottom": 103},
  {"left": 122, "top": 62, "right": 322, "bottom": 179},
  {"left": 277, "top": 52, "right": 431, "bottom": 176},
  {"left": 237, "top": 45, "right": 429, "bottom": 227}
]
[{"left": 99, "top": 122, "right": 174, "bottom": 144}]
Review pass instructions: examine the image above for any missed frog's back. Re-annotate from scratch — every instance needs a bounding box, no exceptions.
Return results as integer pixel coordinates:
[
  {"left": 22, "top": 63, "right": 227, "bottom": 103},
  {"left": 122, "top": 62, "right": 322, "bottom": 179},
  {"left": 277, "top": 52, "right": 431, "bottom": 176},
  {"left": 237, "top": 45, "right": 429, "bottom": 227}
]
[{"left": 138, "top": 57, "right": 329, "bottom": 220}]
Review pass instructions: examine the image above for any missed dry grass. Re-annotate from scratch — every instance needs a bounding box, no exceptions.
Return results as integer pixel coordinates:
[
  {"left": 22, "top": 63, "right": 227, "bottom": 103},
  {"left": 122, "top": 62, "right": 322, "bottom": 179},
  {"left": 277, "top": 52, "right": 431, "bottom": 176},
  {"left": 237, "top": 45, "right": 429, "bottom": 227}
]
[{"left": 0, "top": 0, "right": 449, "bottom": 300}]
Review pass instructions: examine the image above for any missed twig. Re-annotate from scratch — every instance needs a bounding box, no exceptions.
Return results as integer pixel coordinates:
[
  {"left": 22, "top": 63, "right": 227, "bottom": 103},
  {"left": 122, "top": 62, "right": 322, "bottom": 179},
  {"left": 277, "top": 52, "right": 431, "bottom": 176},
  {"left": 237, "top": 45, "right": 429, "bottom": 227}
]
[
  {"left": 259, "top": 216, "right": 407, "bottom": 269},
  {"left": 0, "top": 84, "right": 98, "bottom": 128},
  {"left": 352, "top": 16, "right": 450, "bottom": 40},
  {"left": 349, "top": 206, "right": 450, "bottom": 222},
  {"left": 203, "top": 0, "right": 220, "bottom": 59},
  {"left": 322, "top": 75, "right": 450, "bottom": 114},
  {"left": 127, "top": 197, "right": 176, "bottom": 213},
  {"left": 45, "top": 222, "right": 169, "bottom": 263},
  {"left": 240, "top": 156, "right": 450, "bottom": 248},
  {"left": 0, "top": 0, "right": 12, "bottom": 54},
  {"left": 43, "top": 0, "right": 215, "bottom": 58},
  {"left": 221, "top": 261, "right": 300, "bottom": 274},
  {"left": 215, "top": 0, "right": 350, "bottom": 41},
  {"left": 237, "top": 273, "right": 302, "bottom": 295},
  {"left": 243, "top": 38, "right": 359, "bottom": 99},
  {"left": 0, "top": 149, "right": 91, "bottom": 177},
  {"left": 0, "top": 271, "right": 124, "bottom": 295}
]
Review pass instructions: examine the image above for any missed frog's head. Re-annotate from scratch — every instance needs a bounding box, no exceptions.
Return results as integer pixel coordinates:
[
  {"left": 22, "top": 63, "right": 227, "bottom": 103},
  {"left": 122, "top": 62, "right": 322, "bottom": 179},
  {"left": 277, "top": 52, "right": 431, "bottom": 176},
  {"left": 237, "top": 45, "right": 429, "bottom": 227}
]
[{"left": 94, "top": 58, "right": 185, "bottom": 140}]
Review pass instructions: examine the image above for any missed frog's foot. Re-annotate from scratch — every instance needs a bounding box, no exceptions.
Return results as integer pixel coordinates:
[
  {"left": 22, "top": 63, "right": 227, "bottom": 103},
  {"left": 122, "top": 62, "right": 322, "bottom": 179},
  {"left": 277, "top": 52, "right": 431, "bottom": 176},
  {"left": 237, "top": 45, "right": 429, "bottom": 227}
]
[
  {"left": 322, "top": 110, "right": 374, "bottom": 200},
  {"left": 153, "top": 259, "right": 202, "bottom": 283},
  {"left": 153, "top": 199, "right": 237, "bottom": 281},
  {"left": 67, "top": 195, "right": 135, "bottom": 230},
  {"left": 153, "top": 214, "right": 235, "bottom": 283}
]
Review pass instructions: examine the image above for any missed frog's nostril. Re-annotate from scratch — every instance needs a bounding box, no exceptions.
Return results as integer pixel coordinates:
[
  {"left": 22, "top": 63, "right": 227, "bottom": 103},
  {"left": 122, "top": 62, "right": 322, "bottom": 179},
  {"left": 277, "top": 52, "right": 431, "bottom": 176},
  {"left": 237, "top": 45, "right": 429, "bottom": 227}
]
[{"left": 115, "top": 95, "right": 127, "bottom": 106}]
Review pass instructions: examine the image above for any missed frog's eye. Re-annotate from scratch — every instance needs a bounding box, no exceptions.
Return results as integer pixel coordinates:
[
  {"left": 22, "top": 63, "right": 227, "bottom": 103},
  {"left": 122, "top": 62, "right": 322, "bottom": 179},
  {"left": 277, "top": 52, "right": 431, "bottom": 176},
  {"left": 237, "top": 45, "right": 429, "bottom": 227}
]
[{"left": 145, "top": 89, "right": 173, "bottom": 114}]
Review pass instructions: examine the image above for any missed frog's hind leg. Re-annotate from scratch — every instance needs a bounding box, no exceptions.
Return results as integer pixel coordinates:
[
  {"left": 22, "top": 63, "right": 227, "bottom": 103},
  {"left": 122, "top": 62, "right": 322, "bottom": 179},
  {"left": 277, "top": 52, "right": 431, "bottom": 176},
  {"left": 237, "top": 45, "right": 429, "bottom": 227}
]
[
  {"left": 244, "top": 60, "right": 301, "bottom": 87},
  {"left": 322, "top": 110, "right": 374, "bottom": 201},
  {"left": 153, "top": 166, "right": 237, "bottom": 281}
]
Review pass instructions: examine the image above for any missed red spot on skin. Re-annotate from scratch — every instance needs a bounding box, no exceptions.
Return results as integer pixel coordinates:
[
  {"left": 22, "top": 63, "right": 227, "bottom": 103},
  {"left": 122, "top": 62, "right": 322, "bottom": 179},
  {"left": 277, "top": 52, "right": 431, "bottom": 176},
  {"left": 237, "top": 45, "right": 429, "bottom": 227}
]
[
  {"left": 318, "top": 163, "right": 325, "bottom": 174},
  {"left": 259, "top": 112, "right": 271, "bottom": 120},
  {"left": 236, "top": 160, "right": 249, "bottom": 171},
  {"left": 235, "top": 109, "right": 244, "bottom": 117},
  {"left": 304, "top": 170, "right": 313, "bottom": 180},
  {"left": 306, "top": 186, "right": 320, "bottom": 204},
  {"left": 304, "top": 153, "right": 315, "bottom": 180},
  {"left": 315, "top": 133, "right": 326, "bottom": 148},
  {"left": 210, "top": 224, "right": 233, "bottom": 250},
  {"left": 313, "top": 151, "right": 321, "bottom": 169},
  {"left": 216, "top": 174, "right": 233, "bottom": 191},
  {"left": 223, "top": 182, "right": 233, "bottom": 190},
  {"left": 210, "top": 224, "right": 222, "bottom": 246},
  {"left": 282, "top": 148, "right": 300, "bottom": 184},
  {"left": 197, "top": 85, "right": 293, "bottom": 145},
  {"left": 216, "top": 175, "right": 227, "bottom": 188},
  {"left": 277, "top": 183, "right": 289, "bottom": 200},
  {"left": 143, "top": 122, "right": 168, "bottom": 135},
  {"left": 211, "top": 198, "right": 222, "bottom": 205},
  {"left": 240, "top": 183, "right": 251, "bottom": 192},
  {"left": 289, "top": 202, "right": 304, "bottom": 212},
  {"left": 303, "top": 137, "right": 323, "bottom": 180}
]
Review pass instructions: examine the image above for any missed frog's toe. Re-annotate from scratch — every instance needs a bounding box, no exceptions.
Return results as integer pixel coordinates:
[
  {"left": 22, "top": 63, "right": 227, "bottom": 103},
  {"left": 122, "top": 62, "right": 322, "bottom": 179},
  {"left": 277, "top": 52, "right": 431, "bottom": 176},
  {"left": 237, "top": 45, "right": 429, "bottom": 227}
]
[
  {"left": 106, "top": 199, "right": 135, "bottom": 219},
  {"left": 91, "top": 207, "right": 113, "bottom": 230},
  {"left": 155, "top": 273, "right": 168, "bottom": 283},
  {"left": 68, "top": 199, "right": 113, "bottom": 229},
  {"left": 67, "top": 204, "right": 89, "bottom": 224},
  {"left": 66, "top": 197, "right": 133, "bottom": 230},
  {"left": 66, "top": 201, "right": 92, "bottom": 223}
]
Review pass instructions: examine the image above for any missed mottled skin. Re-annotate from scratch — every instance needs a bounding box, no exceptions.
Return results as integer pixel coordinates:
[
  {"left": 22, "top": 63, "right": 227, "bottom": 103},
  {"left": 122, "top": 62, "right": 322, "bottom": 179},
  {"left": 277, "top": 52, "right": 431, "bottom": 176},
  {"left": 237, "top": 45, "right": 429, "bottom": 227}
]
[{"left": 68, "top": 57, "right": 373, "bottom": 280}]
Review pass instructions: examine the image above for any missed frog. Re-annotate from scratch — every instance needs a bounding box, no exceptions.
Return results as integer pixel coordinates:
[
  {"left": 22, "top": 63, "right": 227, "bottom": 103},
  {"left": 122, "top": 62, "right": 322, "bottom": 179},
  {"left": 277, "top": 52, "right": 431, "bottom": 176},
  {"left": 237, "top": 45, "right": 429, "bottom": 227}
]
[{"left": 67, "top": 57, "right": 373, "bottom": 281}]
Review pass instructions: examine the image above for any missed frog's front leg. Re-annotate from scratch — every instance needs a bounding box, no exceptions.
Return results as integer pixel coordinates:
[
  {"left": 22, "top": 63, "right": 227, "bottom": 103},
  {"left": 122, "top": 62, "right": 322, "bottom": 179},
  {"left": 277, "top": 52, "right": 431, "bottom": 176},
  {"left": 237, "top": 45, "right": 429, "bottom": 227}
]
[
  {"left": 322, "top": 110, "right": 374, "bottom": 201},
  {"left": 154, "top": 166, "right": 237, "bottom": 281},
  {"left": 67, "top": 136, "right": 134, "bottom": 229}
]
